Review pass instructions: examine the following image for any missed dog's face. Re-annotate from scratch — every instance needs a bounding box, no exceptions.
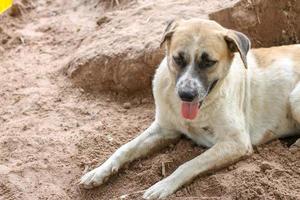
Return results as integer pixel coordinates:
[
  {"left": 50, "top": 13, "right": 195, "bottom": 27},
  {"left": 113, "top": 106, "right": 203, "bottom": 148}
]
[{"left": 161, "top": 19, "right": 250, "bottom": 120}]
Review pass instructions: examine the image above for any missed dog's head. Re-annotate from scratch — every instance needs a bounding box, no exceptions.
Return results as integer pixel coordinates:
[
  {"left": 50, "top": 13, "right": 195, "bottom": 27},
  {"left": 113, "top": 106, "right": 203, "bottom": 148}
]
[{"left": 160, "top": 18, "right": 250, "bottom": 120}]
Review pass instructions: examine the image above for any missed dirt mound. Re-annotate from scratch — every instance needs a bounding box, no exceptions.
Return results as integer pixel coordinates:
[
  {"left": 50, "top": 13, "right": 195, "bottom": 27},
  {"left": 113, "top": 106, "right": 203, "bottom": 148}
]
[
  {"left": 64, "top": 0, "right": 238, "bottom": 94},
  {"left": 210, "top": 0, "right": 300, "bottom": 48}
]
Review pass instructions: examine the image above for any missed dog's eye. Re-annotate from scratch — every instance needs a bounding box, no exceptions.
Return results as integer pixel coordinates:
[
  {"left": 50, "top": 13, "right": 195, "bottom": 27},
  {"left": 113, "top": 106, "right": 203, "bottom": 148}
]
[
  {"left": 198, "top": 52, "right": 218, "bottom": 69},
  {"left": 202, "top": 59, "right": 217, "bottom": 68},
  {"left": 173, "top": 52, "right": 186, "bottom": 68}
]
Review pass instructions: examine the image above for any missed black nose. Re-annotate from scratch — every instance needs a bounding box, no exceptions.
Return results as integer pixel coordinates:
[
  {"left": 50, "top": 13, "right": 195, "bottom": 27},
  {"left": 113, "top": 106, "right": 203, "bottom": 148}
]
[{"left": 178, "top": 90, "right": 198, "bottom": 102}]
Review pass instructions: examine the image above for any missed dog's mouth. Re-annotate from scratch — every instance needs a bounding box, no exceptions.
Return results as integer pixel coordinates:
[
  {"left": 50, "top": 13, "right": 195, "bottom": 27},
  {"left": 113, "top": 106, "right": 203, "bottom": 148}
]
[
  {"left": 181, "top": 101, "right": 199, "bottom": 120},
  {"left": 181, "top": 79, "right": 218, "bottom": 120}
]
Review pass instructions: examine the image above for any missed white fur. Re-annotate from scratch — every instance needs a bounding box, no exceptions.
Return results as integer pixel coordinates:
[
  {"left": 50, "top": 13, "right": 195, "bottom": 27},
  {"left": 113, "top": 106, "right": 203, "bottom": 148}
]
[
  {"left": 80, "top": 46, "right": 300, "bottom": 199},
  {"left": 249, "top": 56, "right": 299, "bottom": 144}
]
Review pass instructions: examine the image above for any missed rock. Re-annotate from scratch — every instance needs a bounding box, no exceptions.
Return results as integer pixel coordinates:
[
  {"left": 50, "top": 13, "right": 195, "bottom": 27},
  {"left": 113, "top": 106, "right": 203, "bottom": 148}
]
[
  {"left": 96, "top": 16, "right": 111, "bottom": 27},
  {"left": 228, "top": 165, "right": 235, "bottom": 170},
  {"left": 123, "top": 102, "right": 131, "bottom": 109},
  {"left": 141, "top": 98, "right": 149, "bottom": 104},
  {"left": 259, "top": 162, "right": 272, "bottom": 172},
  {"left": 132, "top": 97, "right": 140, "bottom": 105},
  {"left": 9, "top": 3, "right": 25, "bottom": 17}
]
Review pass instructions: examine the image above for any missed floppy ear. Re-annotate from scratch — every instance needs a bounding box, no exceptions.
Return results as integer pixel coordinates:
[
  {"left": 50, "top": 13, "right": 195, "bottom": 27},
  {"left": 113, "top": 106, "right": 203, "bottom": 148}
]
[
  {"left": 224, "top": 30, "right": 251, "bottom": 69},
  {"left": 160, "top": 19, "right": 178, "bottom": 48}
]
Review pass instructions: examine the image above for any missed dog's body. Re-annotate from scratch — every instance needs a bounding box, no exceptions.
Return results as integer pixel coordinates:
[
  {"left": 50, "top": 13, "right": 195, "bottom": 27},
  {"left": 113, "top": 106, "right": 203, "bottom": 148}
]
[
  {"left": 80, "top": 19, "right": 300, "bottom": 199},
  {"left": 156, "top": 45, "right": 300, "bottom": 147}
]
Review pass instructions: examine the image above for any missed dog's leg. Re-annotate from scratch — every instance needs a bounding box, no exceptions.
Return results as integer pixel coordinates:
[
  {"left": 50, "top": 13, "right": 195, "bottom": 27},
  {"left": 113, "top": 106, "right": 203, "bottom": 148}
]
[
  {"left": 289, "top": 82, "right": 300, "bottom": 146},
  {"left": 143, "top": 138, "right": 252, "bottom": 199},
  {"left": 80, "top": 122, "right": 180, "bottom": 189},
  {"left": 292, "top": 139, "right": 300, "bottom": 147}
]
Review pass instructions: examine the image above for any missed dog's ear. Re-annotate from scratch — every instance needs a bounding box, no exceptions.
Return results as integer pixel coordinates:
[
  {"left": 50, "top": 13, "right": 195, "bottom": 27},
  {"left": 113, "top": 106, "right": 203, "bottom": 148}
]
[
  {"left": 224, "top": 30, "right": 251, "bottom": 69},
  {"left": 160, "top": 19, "right": 178, "bottom": 48}
]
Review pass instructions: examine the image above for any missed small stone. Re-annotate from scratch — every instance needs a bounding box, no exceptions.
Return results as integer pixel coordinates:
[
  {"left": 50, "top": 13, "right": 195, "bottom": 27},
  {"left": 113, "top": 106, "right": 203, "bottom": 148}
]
[
  {"left": 141, "top": 98, "right": 149, "bottom": 104},
  {"left": 2, "top": 38, "right": 9, "bottom": 45},
  {"left": 132, "top": 98, "right": 140, "bottom": 105},
  {"left": 22, "top": 125, "right": 28, "bottom": 131},
  {"left": 54, "top": 98, "right": 62, "bottom": 102},
  {"left": 9, "top": 3, "right": 24, "bottom": 17},
  {"left": 96, "top": 16, "right": 111, "bottom": 27},
  {"left": 260, "top": 162, "right": 272, "bottom": 172},
  {"left": 91, "top": 159, "right": 98, "bottom": 165},
  {"left": 78, "top": 88, "right": 84, "bottom": 93},
  {"left": 123, "top": 102, "right": 131, "bottom": 109}
]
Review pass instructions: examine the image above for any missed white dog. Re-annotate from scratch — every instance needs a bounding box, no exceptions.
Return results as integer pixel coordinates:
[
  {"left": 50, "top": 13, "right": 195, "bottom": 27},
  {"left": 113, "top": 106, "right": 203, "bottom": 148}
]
[{"left": 80, "top": 18, "right": 300, "bottom": 199}]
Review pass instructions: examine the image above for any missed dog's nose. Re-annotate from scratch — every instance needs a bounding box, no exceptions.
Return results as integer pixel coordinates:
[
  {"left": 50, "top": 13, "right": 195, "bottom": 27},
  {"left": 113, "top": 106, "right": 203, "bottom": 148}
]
[{"left": 178, "top": 90, "right": 198, "bottom": 102}]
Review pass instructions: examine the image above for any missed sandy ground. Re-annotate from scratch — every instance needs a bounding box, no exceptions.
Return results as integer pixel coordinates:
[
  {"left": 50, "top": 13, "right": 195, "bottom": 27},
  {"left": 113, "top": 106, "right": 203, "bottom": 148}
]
[{"left": 0, "top": 0, "right": 300, "bottom": 200}]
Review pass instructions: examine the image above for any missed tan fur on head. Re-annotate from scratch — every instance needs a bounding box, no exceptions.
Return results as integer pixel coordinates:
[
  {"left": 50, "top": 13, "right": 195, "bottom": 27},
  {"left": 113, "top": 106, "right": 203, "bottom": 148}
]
[{"left": 160, "top": 18, "right": 251, "bottom": 70}]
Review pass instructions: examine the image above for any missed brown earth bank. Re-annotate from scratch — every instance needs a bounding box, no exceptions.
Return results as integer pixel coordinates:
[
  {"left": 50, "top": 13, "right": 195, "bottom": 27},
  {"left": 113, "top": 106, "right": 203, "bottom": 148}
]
[
  {"left": 0, "top": 0, "right": 300, "bottom": 200},
  {"left": 210, "top": 0, "right": 300, "bottom": 48}
]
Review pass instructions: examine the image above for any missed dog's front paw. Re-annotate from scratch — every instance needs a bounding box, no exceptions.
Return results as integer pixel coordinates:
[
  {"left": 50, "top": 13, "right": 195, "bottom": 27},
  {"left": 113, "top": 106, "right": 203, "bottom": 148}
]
[
  {"left": 143, "top": 178, "right": 177, "bottom": 199},
  {"left": 79, "top": 160, "right": 119, "bottom": 189}
]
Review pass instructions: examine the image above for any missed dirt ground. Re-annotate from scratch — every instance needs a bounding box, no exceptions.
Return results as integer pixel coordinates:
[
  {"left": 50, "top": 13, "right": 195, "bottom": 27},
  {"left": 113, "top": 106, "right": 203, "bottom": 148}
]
[{"left": 0, "top": 0, "right": 300, "bottom": 200}]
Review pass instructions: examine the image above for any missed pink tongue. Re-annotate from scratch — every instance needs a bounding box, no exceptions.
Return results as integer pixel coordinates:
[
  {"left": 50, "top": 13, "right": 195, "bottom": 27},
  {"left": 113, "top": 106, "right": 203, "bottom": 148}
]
[{"left": 181, "top": 101, "right": 199, "bottom": 120}]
